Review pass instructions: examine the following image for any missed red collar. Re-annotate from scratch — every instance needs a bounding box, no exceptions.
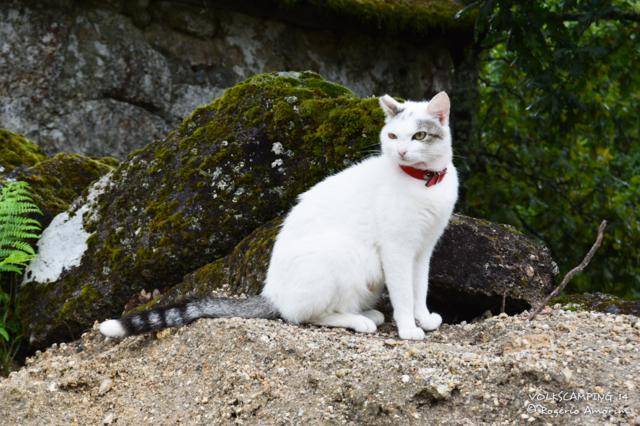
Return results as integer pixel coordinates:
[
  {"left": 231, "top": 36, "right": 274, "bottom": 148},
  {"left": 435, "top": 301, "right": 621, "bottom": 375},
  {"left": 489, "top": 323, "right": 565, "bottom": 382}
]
[{"left": 400, "top": 165, "right": 447, "bottom": 187}]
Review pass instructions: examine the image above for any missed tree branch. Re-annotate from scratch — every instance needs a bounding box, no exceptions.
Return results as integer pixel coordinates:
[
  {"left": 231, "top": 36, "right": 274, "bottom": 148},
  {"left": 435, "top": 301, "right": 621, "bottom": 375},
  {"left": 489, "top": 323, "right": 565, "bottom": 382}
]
[{"left": 528, "top": 220, "right": 607, "bottom": 321}]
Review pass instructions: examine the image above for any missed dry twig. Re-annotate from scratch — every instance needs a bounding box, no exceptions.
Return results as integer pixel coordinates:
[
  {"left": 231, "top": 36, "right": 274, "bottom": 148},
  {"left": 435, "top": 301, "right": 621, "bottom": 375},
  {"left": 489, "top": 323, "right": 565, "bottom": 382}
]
[{"left": 528, "top": 220, "right": 607, "bottom": 321}]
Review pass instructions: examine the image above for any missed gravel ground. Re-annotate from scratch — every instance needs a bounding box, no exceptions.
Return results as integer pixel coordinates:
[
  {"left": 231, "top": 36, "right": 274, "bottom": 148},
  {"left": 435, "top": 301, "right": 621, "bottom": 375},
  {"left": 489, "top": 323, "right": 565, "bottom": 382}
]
[{"left": 1, "top": 306, "right": 639, "bottom": 425}]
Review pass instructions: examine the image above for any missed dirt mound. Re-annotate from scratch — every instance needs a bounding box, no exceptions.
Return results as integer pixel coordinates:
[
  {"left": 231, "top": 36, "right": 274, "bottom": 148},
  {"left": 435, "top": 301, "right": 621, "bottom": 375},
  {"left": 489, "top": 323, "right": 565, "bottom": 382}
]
[{"left": 1, "top": 307, "right": 639, "bottom": 425}]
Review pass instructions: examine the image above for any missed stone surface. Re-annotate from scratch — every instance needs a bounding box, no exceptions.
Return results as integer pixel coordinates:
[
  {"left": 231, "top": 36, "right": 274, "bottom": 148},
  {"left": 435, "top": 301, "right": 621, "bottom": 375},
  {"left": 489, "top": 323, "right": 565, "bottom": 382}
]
[
  {"left": 428, "top": 214, "right": 559, "bottom": 322},
  {"left": 147, "top": 214, "right": 558, "bottom": 323},
  {"left": 1, "top": 309, "right": 638, "bottom": 424},
  {"left": 0, "top": 0, "right": 476, "bottom": 159},
  {"left": 19, "top": 72, "right": 386, "bottom": 349}
]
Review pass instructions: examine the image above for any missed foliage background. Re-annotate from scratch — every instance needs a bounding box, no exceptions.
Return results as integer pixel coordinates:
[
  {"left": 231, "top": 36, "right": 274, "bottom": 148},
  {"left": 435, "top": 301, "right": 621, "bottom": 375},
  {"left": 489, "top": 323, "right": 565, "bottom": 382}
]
[{"left": 457, "top": 0, "right": 640, "bottom": 298}]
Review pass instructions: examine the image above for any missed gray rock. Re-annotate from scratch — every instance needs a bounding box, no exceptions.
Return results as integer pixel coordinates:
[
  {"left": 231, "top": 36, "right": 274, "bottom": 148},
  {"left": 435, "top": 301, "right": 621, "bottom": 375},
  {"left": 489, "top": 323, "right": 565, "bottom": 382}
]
[{"left": 1, "top": 0, "right": 476, "bottom": 159}]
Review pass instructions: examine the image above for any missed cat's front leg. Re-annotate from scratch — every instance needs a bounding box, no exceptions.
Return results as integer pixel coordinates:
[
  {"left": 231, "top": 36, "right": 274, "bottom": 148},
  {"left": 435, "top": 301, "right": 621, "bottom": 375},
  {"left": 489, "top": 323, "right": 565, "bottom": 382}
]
[
  {"left": 413, "top": 249, "right": 442, "bottom": 331},
  {"left": 381, "top": 244, "right": 425, "bottom": 340}
]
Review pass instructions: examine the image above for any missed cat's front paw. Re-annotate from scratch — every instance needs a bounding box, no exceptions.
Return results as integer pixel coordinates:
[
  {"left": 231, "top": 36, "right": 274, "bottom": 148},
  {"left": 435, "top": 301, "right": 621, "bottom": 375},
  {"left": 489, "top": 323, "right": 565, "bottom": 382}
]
[
  {"left": 352, "top": 316, "right": 378, "bottom": 333},
  {"left": 397, "top": 326, "right": 425, "bottom": 340},
  {"left": 417, "top": 312, "right": 442, "bottom": 331},
  {"left": 362, "top": 309, "right": 385, "bottom": 326}
]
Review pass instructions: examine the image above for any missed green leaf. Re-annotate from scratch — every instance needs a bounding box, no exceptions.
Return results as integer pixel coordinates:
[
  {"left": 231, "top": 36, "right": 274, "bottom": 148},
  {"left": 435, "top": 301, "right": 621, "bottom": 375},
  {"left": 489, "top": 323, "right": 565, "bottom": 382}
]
[{"left": 0, "top": 327, "right": 9, "bottom": 342}]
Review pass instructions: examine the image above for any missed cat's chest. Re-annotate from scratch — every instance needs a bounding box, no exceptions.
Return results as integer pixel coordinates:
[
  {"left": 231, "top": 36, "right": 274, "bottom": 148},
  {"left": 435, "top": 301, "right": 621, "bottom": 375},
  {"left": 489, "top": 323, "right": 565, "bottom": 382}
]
[{"left": 375, "top": 172, "right": 458, "bottom": 239}]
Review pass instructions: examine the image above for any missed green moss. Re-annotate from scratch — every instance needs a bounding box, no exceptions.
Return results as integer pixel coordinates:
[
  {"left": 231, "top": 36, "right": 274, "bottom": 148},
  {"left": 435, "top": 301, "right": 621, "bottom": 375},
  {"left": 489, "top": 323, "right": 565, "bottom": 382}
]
[
  {"left": 0, "top": 129, "right": 46, "bottom": 175},
  {"left": 0, "top": 129, "right": 116, "bottom": 228},
  {"left": 319, "top": 0, "right": 474, "bottom": 33},
  {"left": 59, "top": 284, "right": 102, "bottom": 318},
  {"left": 550, "top": 292, "right": 640, "bottom": 316},
  {"left": 94, "top": 156, "right": 119, "bottom": 168},
  {"left": 227, "top": 0, "right": 474, "bottom": 38}
]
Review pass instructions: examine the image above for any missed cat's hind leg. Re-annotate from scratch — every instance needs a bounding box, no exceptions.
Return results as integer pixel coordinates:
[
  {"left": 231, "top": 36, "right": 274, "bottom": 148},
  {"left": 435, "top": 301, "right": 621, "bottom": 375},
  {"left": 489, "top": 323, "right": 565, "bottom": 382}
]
[
  {"left": 362, "top": 309, "right": 385, "bottom": 326},
  {"left": 311, "top": 313, "right": 377, "bottom": 333}
]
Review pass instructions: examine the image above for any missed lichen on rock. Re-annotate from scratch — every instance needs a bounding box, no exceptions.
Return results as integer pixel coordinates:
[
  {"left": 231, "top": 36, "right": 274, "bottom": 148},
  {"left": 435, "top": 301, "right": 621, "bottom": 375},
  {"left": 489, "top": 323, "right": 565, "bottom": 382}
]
[
  {"left": 22, "top": 174, "right": 113, "bottom": 286},
  {"left": 19, "top": 71, "right": 384, "bottom": 349}
]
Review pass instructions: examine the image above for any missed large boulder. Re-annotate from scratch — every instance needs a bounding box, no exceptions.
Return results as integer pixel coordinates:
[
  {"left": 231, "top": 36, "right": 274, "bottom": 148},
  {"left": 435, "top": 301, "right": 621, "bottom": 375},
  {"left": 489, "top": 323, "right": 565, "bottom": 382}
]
[
  {"left": 20, "top": 72, "right": 384, "bottom": 349},
  {"left": 142, "top": 215, "right": 557, "bottom": 323}
]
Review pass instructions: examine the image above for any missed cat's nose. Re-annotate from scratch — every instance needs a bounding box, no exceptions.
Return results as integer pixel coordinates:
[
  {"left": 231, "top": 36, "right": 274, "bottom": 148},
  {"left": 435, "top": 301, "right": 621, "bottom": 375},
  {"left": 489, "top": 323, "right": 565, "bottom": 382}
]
[{"left": 398, "top": 148, "right": 407, "bottom": 158}]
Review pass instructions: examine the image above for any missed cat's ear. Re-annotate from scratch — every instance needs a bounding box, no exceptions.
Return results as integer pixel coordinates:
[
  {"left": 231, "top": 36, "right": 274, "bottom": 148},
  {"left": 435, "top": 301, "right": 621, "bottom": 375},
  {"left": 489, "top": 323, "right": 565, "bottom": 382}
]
[
  {"left": 427, "top": 91, "right": 450, "bottom": 126},
  {"left": 379, "top": 95, "right": 402, "bottom": 119}
]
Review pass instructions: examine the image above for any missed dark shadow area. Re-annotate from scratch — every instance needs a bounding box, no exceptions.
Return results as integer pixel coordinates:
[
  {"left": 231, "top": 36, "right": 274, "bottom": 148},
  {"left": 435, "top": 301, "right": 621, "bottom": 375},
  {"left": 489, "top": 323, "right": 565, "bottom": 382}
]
[
  {"left": 428, "top": 289, "right": 531, "bottom": 324},
  {"left": 377, "top": 288, "right": 531, "bottom": 325}
]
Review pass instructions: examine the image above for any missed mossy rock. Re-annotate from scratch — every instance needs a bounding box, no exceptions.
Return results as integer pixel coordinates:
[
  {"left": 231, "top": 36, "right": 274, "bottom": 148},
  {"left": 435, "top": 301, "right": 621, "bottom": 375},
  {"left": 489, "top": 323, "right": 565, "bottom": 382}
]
[
  {"left": 20, "top": 71, "right": 385, "bottom": 349},
  {"left": 0, "top": 129, "right": 46, "bottom": 177},
  {"left": 137, "top": 214, "right": 558, "bottom": 324},
  {"left": 16, "top": 153, "right": 117, "bottom": 227},
  {"left": 129, "top": 218, "right": 282, "bottom": 314},
  {"left": 551, "top": 292, "right": 640, "bottom": 316},
  {"left": 221, "top": 0, "right": 475, "bottom": 39},
  {"left": 0, "top": 129, "right": 116, "bottom": 227}
]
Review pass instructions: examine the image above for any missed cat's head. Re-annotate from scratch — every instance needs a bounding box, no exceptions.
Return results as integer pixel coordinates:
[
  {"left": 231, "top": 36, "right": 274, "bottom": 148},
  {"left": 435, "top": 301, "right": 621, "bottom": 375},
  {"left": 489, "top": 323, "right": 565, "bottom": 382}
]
[{"left": 378, "top": 92, "right": 452, "bottom": 171}]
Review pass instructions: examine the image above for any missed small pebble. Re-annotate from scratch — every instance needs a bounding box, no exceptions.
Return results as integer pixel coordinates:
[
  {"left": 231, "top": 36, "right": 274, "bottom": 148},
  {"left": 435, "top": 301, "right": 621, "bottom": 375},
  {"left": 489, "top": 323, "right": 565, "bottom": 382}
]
[
  {"left": 98, "top": 378, "right": 113, "bottom": 395},
  {"left": 103, "top": 412, "right": 115, "bottom": 425},
  {"left": 335, "top": 369, "right": 350, "bottom": 378}
]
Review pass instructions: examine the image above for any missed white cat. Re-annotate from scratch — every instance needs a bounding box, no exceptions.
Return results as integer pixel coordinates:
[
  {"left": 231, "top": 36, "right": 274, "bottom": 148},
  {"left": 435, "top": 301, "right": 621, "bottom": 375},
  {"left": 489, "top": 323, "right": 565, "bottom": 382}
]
[{"left": 100, "top": 92, "right": 458, "bottom": 340}]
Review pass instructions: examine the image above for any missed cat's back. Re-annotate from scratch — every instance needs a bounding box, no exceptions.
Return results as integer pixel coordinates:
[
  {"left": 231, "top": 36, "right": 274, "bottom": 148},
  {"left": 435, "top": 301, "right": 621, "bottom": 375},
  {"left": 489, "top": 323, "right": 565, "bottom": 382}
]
[
  {"left": 299, "top": 156, "right": 387, "bottom": 204},
  {"left": 279, "top": 156, "right": 387, "bottom": 233}
]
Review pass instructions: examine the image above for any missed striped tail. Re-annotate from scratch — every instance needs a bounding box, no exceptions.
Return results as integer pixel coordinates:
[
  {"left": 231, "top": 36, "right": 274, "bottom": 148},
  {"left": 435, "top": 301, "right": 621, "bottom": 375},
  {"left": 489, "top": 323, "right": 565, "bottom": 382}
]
[{"left": 99, "top": 295, "right": 279, "bottom": 338}]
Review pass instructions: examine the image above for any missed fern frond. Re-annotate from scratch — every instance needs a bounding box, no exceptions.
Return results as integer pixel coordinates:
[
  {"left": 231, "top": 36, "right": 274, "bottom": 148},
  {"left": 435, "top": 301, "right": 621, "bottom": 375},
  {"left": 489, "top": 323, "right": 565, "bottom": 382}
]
[
  {"left": 1, "top": 250, "right": 34, "bottom": 264},
  {"left": 0, "top": 181, "right": 42, "bottom": 276},
  {"left": 0, "top": 229, "right": 41, "bottom": 242},
  {"left": 2, "top": 241, "right": 36, "bottom": 255},
  {"left": 0, "top": 216, "right": 41, "bottom": 226},
  {"left": 0, "top": 264, "right": 24, "bottom": 274}
]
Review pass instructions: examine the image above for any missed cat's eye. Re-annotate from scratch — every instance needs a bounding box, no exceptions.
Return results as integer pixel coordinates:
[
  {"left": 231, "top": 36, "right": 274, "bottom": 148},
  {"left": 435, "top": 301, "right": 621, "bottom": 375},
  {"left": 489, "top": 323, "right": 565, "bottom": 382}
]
[
  {"left": 412, "top": 131, "right": 427, "bottom": 140},
  {"left": 388, "top": 133, "right": 398, "bottom": 140}
]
